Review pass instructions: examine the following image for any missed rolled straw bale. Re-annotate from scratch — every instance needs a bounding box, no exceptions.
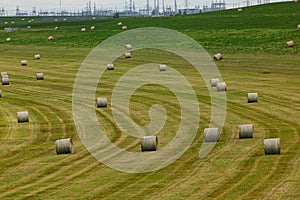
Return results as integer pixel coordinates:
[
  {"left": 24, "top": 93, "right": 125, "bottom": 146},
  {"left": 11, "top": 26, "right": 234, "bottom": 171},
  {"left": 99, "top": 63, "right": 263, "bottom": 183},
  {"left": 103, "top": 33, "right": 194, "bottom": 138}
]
[
  {"left": 141, "top": 136, "right": 158, "bottom": 151},
  {"left": 90, "top": 26, "right": 95, "bottom": 30},
  {"left": 54, "top": 19, "right": 58, "bottom": 22},
  {"left": 216, "top": 82, "right": 227, "bottom": 91},
  {"left": 21, "top": 60, "right": 27, "bottom": 66},
  {"left": 107, "top": 64, "right": 114, "bottom": 70},
  {"left": 237, "top": 8, "right": 242, "bottom": 12},
  {"left": 56, "top": 138, "right": 72, "bottom": 154},
  {"left": 159, "top": 64, "right": 167, "bottom": 71},
  {"left": 264, "top": 138, "right": 280, "bottom": 155},
  {"left": 204, "top": 128, "right": 220, "bottom": 142},
  {"left": 63, "top": 18, "right": 67, "bottom": 21},
  {"left": 239, "top": 124, "right": 253, "bottom": 139},
  {"left": 17, "top": 111, "right": 29, "bottom": 123},
  {"left": 55, "top": 26, "right": 60, "bottom": 30},
  {"left": 27, "top": 26, "right": 32, "bottom": 29},
  {"left": 36, "top": 73, "right": 44, "bottom": 80},
  {"left": 92, "top": 17, "right": 96, "bottom": 20},
  {"left": 214, "top": 53, "right": 223, "bottom": 60},
  {"left": 286, "top": 40, "right": 294, "bottom": 47},
  {"left": 34, "top": 54, "right": 41, "bottom": 60},
  {"left": 2, "top": 77, "right": 9, "bottom": 85},
  {"left": 210, "top": 78, "right": 220, "bottom": 87},
  {"left": 6, "top": 38, "right": 11, "bottom": 42},
  {"left": 4, "top": 22, "right": 8, "bottom": 25},
  {"left": 28, "top": 20, "right": 32, "bottom": 23},
  {"left": 0, "top": 90, "right": 2, "bottom": 98},
  {"left": 122, "top": 26, "right": 127, "bottom": 30},
  {"left": 48, "top": 36, "right": 54, "bottom": 40},
  {"left": 11, "top": 21, "right": 15, "bottom": 24},
  {"left": 125, "top": 44, "right": 132, "bottom": 51},
  {"left": 81, "top": 28, "right": 86, "bottom": 32},
  {"left": 22, "top": 18, "right": 25, "bottom": 21},
  {"left": 96, "top": 97, "right": 108, "bottom": 108},
  {"left": 247, "top": 93, "right": 258, "bottom": 103},
  {"left": 117, "top": 22, "right": 122, "bottom": 26},
  {"left": 297, "top": 24, "right": 300, "bottom": 30},
  {"left": 125, "top": 52, "right": 132, "bottom": 58}
]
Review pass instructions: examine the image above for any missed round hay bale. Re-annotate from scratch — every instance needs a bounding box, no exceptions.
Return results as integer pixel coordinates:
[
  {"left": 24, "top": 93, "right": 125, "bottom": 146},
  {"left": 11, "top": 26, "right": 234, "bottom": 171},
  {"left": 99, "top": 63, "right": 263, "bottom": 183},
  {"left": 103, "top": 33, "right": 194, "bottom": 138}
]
[
  {"left": 81, "top": 28, "right": 86, "bottom": 32},
  {"left": 159, "top": 64, "right": 167, "bottom": 71},
  {"left": 141, "top": 136, "right": 158, "bottom": 151},
  {"left": 92, "top": 17, "right": 96, "bottom": 20},
  {"left": 247, "top": 93, "right": 258, "bottom": 103},
  {"left": 55, "top": 26, "right": 60, "bottom": 30},
  {"left": 239, "top": 124, "right": 253, "bottom": 139},
  {"left": 237, "top": 8, "right": 242, "bottom": 12},
  {"left": 34, "top": 54, "right": 41, "bottom": 60},
  {"left": 56, "top": 138, "right": 72, "bottom": 154},
  {"left": 48, "top": 36, "right": 54, "bottom": 40},
  {"left": 1, "top": 72, "right": 8, "bottom": 77},
  {"left": 54, "top": 19, "right": 58, "bottom": 22},
  {"left": 21, "top": 60, "right": 27, "bottom": 66},
  {"left": 6, "top": 38, "right": 11, "bottom": 42},
  {"left": 11, "top": 21, "right": 15, "bottom": 24},
  {"left": 2, "top": 77, "right": 9, "bottom": 85},
  {"left": 22, "top": 18, "right": 25, "bottom": 21},
  {"left": 264, "top": 138, "right": 280, "bottom": 155},
  {"left": 96, "top": 97, "right": 108, "bottom": 108},
  {"left": 204, "top": 128, "right": 220, "bottom": 142},
  {"left": 27, "top": 26, "right": 32, "bottom": 29},
  {"left": 0, "top": 90, "right": 2, "bottom": 98},
  {"left": 297, "top": 24, "right": 300, "bottom": 30},
  {"left": 17, "top": 111, "right": 29, "bottom": 123},
  {"left": 117, "top": 22, "right": 122, "bottom": 26},
  {"left": 107, "top": 64, "right": 114, "bottom": 70},
  {"left": 63, "top": 18, "right": 67, "bottom": 21},
  {"left": 36, "top": 73, "right": 44, "bottom": 80},
  {"left": 90, "top": 26, "right": 95, "bottom": 30},
  {"left": 216, "top": 82, "right": 227, "bottom": 91},
  {"left": 214, "top": 53, "right": 223, "bottom": 60},
  {"left": 125, "top": 44, "right": 132, "bottom": 51},
  {"left": 210, "top": 78, "right": 220, "bottom": 87},
  {"left": 286, "top": 40, "right": 294, "bottom": 47},
  {"left": 125, "top": 52, "right": 132, "bottom": 58},
  {"left": 122, "top": 26, "right": 127, "bottom": 30},
  {"left": 4, "top": 21, "right": 8, "bottom": 25}
]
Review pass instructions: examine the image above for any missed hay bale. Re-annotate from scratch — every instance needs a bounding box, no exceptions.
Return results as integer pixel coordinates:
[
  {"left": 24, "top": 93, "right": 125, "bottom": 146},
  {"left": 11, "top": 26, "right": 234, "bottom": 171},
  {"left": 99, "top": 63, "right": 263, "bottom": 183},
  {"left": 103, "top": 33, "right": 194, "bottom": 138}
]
[
  {"left": 1, "top": 72, "right": 8, "bottom": 77},
  {"left": 55, "top": 26, "right": 60, "bottom": 30},
  {"left": 286, "top": 40, "right": 294, "bottom": 47},
  {"left": 125, "top": 44, "right": 132, "bottom": 51},
  {"left": 6, "top": 38, "right": 11, "bottom": 42},
  {"left": 56, "top": 138, "right": 72, "bottom": 154},
  {"left": 122, "top": 26, "right": 127, "bottom": 30},
  {"left": 4, "top": 21, "right": 8, "bottom": 25},
  {"left": 125, "top": 52, "right": 132, "bottom": 58},
  {"left": 92, "top": 17, "right": 96, "bottom": 20},
  {"left": 54, "top": 19, "right": 58, "bottom": 22},
  {"left": 117, "top": 22, "right": 122, "bottom": 26},
  {"left": 11, "top": 21, "right": 15, "bottom": 24},
  {"left": 237, "top": 8, "right": 242, "bottom": 12},
  {"left": 36, "top": 73, "right": 44, "bottom": 80},
  {"left": 141, "top": 136, "right": 158, "bottom": 151},
  {"left": 2, "top": 77, "right": 9, "bottom": 85},
  {"left": 90, "top": 26, "right": 95, "bottom": 30},
  {"left": 63, "top": 18, "right": 67, "bottom": 21},
  {"left": 264, "top": 138, "right": 280, "bottom": 155},
  {"left": 27, "top": 26, "right": 32, "bottom": 29},
  {"left": 214, "top": 53, "right": 223, "bottom": 60},
  {"left": 107, "top": 64, "right": 114, "bottom": 70},
  {"left": 17, "top": 111, "right": 29, "bottom": 123},
  {"left": 81, "top": 28, "right": 86, "bottom": 32},
  {"left": 239, "top": 124, "right": 253, "bottom": 139},
  {"left": 48, "top": 36, "right": 54, "bottom": 40},
  {"left": 1, "top": 74, "right": 9, "bottom": 79},
  {"left": 297, "top": 24, "right": 300, "bottom": 30},
  {"left": 204, "top": 128, "right": 220, "bottom": 142},
  {"left": 34, "top": 54, "right": 41, "bottom": 60},
  {"left": 247, "top": 93, "right": 258, "bottom": 103},
  {"left": 96, "top": 97, "right": 108, "bottom": 108},
  {"left": 210, "top": 78, "right": 220, "bottom": 87},
  {"left": 159, "top": 64, "right": 167, "bottom": 71},
  {"left": 216, "top": 82, "right": 227, "bottom": 91},
  {"left": 0, "top": 90, "right": 2, "bottom": 98},
  {"left": 21, "top": 60, "right": 27, "bottom": 66}
]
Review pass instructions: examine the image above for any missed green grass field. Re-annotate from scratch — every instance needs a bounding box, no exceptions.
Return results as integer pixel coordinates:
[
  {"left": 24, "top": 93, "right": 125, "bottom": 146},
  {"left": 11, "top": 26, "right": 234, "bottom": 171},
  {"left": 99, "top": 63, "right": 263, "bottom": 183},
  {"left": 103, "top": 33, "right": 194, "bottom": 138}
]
[{"left": 0, "top": 2, "right": 299, "bottom": 199}]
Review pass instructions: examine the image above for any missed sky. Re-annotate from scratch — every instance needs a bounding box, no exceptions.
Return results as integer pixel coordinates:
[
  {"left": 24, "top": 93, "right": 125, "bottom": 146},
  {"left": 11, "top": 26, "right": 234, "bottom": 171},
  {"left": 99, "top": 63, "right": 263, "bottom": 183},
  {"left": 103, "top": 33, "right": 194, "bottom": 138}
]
[{"left": 1, "top": 0, "right": 285, "bottom": 12}]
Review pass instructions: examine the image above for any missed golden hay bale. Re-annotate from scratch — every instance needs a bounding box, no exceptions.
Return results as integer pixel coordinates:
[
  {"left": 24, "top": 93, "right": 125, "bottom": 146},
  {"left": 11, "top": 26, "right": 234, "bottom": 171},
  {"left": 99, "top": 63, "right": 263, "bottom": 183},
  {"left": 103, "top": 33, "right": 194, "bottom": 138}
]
[
  {"left": 21, "top": 60, "right": 27, "bottom": 66},
  {"left": 36, "top": 73, "right": 44, "bottom": 80},
  {"left": 239, "top": 124, "right": 253, "bottom": 139},
  {"left": 96, "top": 97, "right": 108, "bottom": 108},
  {"left": 125, "top": 44, "right": 132, "bottom": 51},
  {"left": 210, "top": 78, "right": 220, "bottom": 87},
  {"left": 6, "top": 38, "right": 11, "bottom": 42},
  {"left": 204, "top": 128, "right": 220, "bottom": 142},
  {"left": 90, "top": 26, "right": 95, "bottom": 30},
  {"left": 286, "top": 40, "right": 294, "bottom": 47},
  {"left": 34, "top": 54, "right": 41, "bottom": 60},
  {"left": 214, "top": 53, "right": 223, "bottom": 60},
  {"left": 48, "top": 36, "right": 54, "bottom": 40},
  {"left": 141, "top": 136, "right": 158, "bottom": 151},
  {"left": 55, "top": 26, "right": 60, "bottom": 30},
  {"left": 159, "top": 64, "right": 167, "bottom": 71},
  {"left": 125, "top": 52, "right": 132, "bottom": 58},
  {"left": 107, "top": 64, "right": 114, "bottom": 70},
  {"left": 297, "top": 24, "right": 300, "bottom": 30},
  {"left": 2, "top": 77, "right": 9, "bottom": 85},
  {"left": 122, "top": 26, "right": 127, "bottom": 30},
  {"left": 17, "top": 111, "right": 29, "bottom": 123},
  {"left": 247, "top": 93, "right": 258, "bottom": 103},
  {"left": 264, "top": 138, "right": 280, "bottom": 155},
  {"left": 81, "top": 28, "right": 86, "bottom": 32},
  {"left": 117, "top": 22, "right": 122, "bottom": 26},
  {"left": 237, "top": 8, "right": 242, "bottom": 12},
  {"left": 216, "top": 82, "right": 227, "bottom": 92},
  {"left": 56, "top": 138, "right": 72, "bottom": 154},
  {"left": 27, "top": 26, "right": 32, "bottom": 29}
]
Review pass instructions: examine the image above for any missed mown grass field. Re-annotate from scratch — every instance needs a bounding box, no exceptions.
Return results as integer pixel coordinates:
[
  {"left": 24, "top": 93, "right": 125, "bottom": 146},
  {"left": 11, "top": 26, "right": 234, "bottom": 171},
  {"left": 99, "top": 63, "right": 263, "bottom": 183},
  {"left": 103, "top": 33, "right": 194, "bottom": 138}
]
[{"left": 0, "top": 2, "right": 299, "bottom": 199}]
